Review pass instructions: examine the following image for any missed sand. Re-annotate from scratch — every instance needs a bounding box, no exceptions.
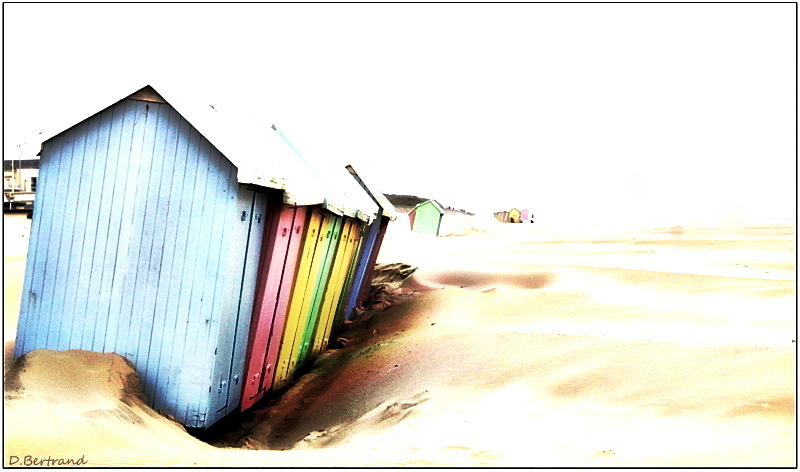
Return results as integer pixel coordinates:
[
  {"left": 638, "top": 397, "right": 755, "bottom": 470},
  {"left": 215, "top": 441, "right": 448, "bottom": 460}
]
[{"left": 3, "top": 212, "right": 796, "bottom": 467}]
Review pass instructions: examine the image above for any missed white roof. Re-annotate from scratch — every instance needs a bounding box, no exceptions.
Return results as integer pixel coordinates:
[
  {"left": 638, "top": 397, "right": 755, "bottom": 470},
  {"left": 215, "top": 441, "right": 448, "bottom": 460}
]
[
  {"left": 32, "top": 81, "right": 375, "bottom": 222},
  {"left": 412, "top": 199, "right": 445, "bottom": 215},
  {"left": 345, "top": 165, "right": 397, "bottom": 221},
  {"left": 274, "top": 130, "right": 377, "bottom": 222}
]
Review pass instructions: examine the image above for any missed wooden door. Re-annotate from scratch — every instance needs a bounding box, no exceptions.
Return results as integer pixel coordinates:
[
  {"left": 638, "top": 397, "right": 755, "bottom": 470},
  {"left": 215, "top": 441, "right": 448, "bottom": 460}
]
[
  {"left": 285, "top": 211, "right": 334, "bottom": 375},
  {"left": 240, "top": 203, "right": 306, "bottom": 411},
  {"left": 310, "top": 218, "right": 361, "bottom": 358},
  {"left": 296, "top": 216, "right": 343, "bottom": 367},
  {"left": 272, "top": 208, "right": 324, "bottom": 389},
  {"left": 207, "top": 186, "right": 267, "bottom": 418}
]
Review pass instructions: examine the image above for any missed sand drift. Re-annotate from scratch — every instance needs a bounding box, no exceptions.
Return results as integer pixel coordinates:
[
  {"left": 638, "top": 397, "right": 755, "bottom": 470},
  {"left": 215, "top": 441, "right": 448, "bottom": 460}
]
[{"left": 3, "top": 214, "right": 796, "bottom": 466}]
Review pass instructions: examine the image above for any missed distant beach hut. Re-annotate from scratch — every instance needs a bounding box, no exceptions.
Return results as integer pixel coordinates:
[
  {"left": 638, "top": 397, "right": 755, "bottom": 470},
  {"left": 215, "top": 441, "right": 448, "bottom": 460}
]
[
  {"left": 13, "top": 83, "right": 378, "bottom": 428},
  {"left": 508, "top": 208, "right": 521, "bottom": 223},
  {"left": 520, "top": 209, "right": 530, "bottom": 222},
  {"left": 409, "top": 199, "right": 445, "bottom": 236}
]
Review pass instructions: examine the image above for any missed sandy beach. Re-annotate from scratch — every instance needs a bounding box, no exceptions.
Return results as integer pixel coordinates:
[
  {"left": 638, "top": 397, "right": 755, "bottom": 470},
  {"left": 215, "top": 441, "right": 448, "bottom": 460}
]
[{"left": 3, "top": 212, "right": 796, "bottom": 467}]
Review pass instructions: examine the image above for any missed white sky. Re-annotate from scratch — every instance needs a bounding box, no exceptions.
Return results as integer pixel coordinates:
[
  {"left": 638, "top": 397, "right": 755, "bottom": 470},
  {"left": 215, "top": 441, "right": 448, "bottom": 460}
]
[{"left": 3, "top": 3, "right": 796, "bottom": 224}]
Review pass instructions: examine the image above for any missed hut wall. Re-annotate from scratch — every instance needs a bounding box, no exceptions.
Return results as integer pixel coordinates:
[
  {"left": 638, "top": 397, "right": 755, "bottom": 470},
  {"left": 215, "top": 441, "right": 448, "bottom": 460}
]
[
  {"left": 241, "top": 202, "right": 307, "bottom": 411},
  {"left": 310, "top": 217, "right": 361, "bottom": 359},
  {"left": 341, "top": 215, "right": 383, "bottom": 321},
  {"left": 296, "top": 215, "right": 343, "bottom": 367},
  {"left": 272, "top": 208, "right": 327, "bottom": 389},
  {"left": 14, "top": 98, "right": 265, "bottom": 428},
  {"left": 355, "top": 215, "right": 391, "bottom": 304},
  {"left": 411, "top": 202, "right": 443, "bottom": 236},
  {"left": 332, "top": 224, "right": 366, "bottom": 332}
]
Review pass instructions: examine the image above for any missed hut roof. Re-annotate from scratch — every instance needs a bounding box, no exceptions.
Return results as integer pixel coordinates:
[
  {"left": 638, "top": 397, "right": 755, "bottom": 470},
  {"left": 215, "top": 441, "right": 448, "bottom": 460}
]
[
  {"left": 30, "top": 82, "right": 376, "bottom": 222},
  {"left": 345, "top": 165, "right": 398, "bottom": 221},
  {"left": 411, "top": 199, "right": 445, "bottom": 215},
  {"left": 274, "top": 130, "right": 377, "bottom": 222}
]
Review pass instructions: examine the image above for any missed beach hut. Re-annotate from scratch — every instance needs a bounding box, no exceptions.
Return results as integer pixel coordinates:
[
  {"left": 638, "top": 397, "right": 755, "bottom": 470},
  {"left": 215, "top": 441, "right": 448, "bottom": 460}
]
[
  {"left": 242, "top": 132, "right": 377, "bottom": 401},
  {"left": 336, "top": 166, "right": 397, "bottom": 325},
  {"left": 409, "top": 199, "right": 445, "bottom": 236},
  {"left": 520, "top": 209, "right": 530, "bottom": 222},
  {"left": 508, "top": 208, "right": 521, "bottom": 223},
  {"left": 13, "top": 83, "right": 377, "bottom": 428}
]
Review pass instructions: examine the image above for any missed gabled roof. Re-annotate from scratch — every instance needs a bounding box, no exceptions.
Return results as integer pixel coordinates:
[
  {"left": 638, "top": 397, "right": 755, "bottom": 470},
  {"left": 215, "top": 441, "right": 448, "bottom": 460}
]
[
  {"left": 345, "top": 165, "right": 398, "bottom": 221},
  {"left": 274, "top": 130, "right": 377, "bottom": 222},
  {"left": 411, "top": 199, "right": 445, "bottom": 215},
  {"left": 31, "top": 82, "right": 376, "bottom": 222}
]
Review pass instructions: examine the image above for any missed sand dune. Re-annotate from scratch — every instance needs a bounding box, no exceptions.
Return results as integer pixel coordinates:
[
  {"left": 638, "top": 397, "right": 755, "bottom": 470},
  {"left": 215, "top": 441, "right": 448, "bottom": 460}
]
[{"left": 3, "top": 213, "right": 796, "bottom": 466}]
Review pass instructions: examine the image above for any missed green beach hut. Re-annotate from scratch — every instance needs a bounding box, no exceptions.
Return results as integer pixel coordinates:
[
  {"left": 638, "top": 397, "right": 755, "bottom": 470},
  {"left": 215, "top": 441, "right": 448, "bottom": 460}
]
[{"left": 408, "top": 199, "right": 445, "bottom": 236}]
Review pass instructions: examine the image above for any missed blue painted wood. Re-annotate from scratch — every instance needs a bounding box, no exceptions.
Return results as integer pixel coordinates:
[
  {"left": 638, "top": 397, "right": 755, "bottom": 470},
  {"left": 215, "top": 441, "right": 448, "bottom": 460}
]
[
  {"left": 145, "top": 105, "right": 188, "bottom": 409},
  {"left": 341, "top": 215, "right": 382, "bottom": 321},
  {"left": 206, "top": 187, "right": 268, "bottom": 417},
  {"left": 15, "top": 97, "right": 271, "bottom": 428},
  {"left": 106, "top": 100, "right": 150, "bottom": 356},
  {"left": 14, "top": 131, "right": 58, "bottom": 356},
  {"left": 206, "top": 184, "right": 251, "bottom": 415},
  {"left": 87, "top": 104, "right": 124, "bottom": 353},
  {"left": 141, "top": 104, "right": 182, "bottom": 405},
  {"left": 162, "top": 123, "right": 204, "bottom": 418},
  {"left": 179, "top": 137, "right": 222, "bottom": 424},
  {"left": 73, "top": 106, "right": 114, "bottom": 351},
  {"left": 96, "top": 100, "right": 139, "bottom": 355},
  {"left": 226, "top": 190, "right": 268, "bottom": 412},
  {"left": 124, "top": 102, "right": 162, "bottom": 368},
  {"left": 51, "top": 121, "right": 87, "bottom": 351}
]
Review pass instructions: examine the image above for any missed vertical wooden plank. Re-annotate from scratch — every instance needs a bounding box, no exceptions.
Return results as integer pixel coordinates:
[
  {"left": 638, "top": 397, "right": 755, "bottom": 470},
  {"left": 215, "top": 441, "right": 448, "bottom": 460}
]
[
  {"left": 98, "top": 99, "right": 140, "bottom": 354},
  {"left": 355, "top": 216, "right": 391, "bottom": 306},
  {"left": 132, "top": 103, "right": 178, "bottom": 403},
  {"left": 259, "top": 205, "right": 306, "bottom": 395},
  {"left": 198, "top": 152, "right": 240, "bottom": 427},
  {"left": 224, "top": 190, "right": 268, "bottom": 413},
  {"left": 105, "top": 100, "right": 151, "bottom": 355},
  {"left": 14, "top": 131, "right": 63, "bottom": 356},
  {"left": 333, "top": 221, "right": 366, "bottom": 331},
  {"left": 67, "top": 108, "right": 110, "bottom": 350},
  {"left": 286, "top": 211, "right": 333, "bottom": 376},
  {"left": 309, "top": 219, "right": 352, "bottom": 358},
  {"left": 311, "top": 218, "right": 359, "bottom": 358},
  {"left": 297, "top": 215, "right": 342, "bottom": 366},
  {"left": 241, "top": 200, "right": 292, "bottom": 409},
  {"left": 119, "top": 101, "right": 162, "bottom": 366},
  {"left": 45, "top": 121, "right": 88, "bottom": 350},
  {"left": 148, "top": 111, "right": 192, "bottom": 414},
  {"left": 342, "top": 217, "right": 381, "bottom": 322},
  {"left": 162, "top": 122, "right": 205, "bottom": 424},
  {"left": 206, "top": 185, "right": 252, "bottom": 416},
  {"left": 272, "top": 209, "right": 322, "bottom": 389},
  {"left": 141, "top": 104, "right": 183, "bottom": 406},
  {"left": 56, "top": 117, "right": 92, "bottom": 350},
  {"left": 179, "top": 141, "right": 226, "bottom": 426},
  {"left": 87, "top": 103, "right": 123, "bottom": 352}
]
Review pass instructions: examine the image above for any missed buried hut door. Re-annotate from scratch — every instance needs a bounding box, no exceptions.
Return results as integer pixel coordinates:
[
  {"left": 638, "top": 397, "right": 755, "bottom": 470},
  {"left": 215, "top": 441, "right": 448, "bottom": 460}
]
[{"left": 207, "top": 186, "right": 268, "bottom": 422}]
